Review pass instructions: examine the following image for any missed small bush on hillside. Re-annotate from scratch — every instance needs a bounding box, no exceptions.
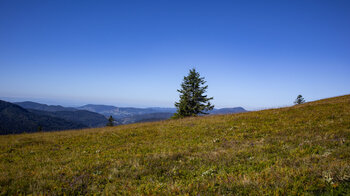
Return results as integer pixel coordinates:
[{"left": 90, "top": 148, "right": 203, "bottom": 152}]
[
  {"left": 106, "top": 115, "right": 115, "bottom": 126},
  {"left": 294, "top": 95, "right": 306, "bottom": 105}
]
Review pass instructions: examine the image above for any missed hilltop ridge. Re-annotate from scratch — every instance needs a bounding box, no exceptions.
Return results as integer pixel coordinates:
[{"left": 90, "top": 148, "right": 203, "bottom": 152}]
[{"left": 1, "top": 94, "right": 349, "bottom": 194}]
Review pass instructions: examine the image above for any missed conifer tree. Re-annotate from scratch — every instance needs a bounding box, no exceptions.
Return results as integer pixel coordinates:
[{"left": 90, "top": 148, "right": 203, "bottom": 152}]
[
  {"left": 173, "top": 68, "right": 214, "bottom": 118},
  {"left": 294, "top": 95, "right": 306, "bottom": 105},
  {"left": 106, "top": 115, "right": 115, "bottom": 126}
]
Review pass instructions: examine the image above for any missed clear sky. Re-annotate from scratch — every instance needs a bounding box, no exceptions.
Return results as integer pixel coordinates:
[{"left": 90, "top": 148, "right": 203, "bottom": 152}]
[{"left": 0, "top": 0, "right": 349, "bottom": 109}]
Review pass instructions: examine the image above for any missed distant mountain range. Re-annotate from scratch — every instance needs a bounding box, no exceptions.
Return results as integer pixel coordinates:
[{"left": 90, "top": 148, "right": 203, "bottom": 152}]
[
  {"left": 14, "top": 101, "right": 77, "bottom": 112},
  {"left": 117, "top": 112, "right": 175, "bottom": 124},
  {"left": 0, "top": 100, "right": 86, "bottom": 134},
  {"left": 77, "top": 104, "right": 178, "bottom": 124},
  {"left": 15, "top": 102, "right": 108, "bottom": 128},
  {"left": 77, "top": 104, "right": 177, "bottom": 119},
  {"left": 0, "top": 100, "right": 247, "bottom": 134},
  {"left": 27, "top": 109, "right": 108, "bottom": 128},
  {"left": 78, "top": 104, "right": 247, "bottom": 124},
  {"left": 210, "top": 107, "right": 246, "bottom": 114}
]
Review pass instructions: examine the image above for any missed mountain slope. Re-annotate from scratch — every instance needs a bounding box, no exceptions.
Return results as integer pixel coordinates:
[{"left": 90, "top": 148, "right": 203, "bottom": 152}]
[
  {"left": 1, "top": 95, "right": 349, "bottom": 194},
  {"left": 28, "top": 109, "right": 108, "bottom": 128},
  {"left": 15, "top": 101, "right": 108, "bottom": 127},
  {"left": 15, "top": 101, "right": 77, "bottom": 112},
  {"left": 0, "top": 100, "right": 86, "bottom": 134},
  {"left": 77, "top": 104, "right": 118, "bottom": 113}
]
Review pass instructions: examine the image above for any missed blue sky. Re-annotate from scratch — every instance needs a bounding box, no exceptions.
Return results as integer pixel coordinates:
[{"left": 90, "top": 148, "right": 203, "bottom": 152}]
[{"left": 0, "top": 0, "right": 349, "bottom": 109}]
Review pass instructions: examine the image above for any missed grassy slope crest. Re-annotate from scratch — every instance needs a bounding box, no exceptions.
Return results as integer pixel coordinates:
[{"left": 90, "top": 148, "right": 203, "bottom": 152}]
[{"left": 0, "top": 95, "right": 350, "bottom": 194}]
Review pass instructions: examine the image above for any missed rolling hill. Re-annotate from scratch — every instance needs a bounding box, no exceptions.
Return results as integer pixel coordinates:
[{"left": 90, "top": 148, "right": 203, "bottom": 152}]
[
  {"left": 0, "top": 100, "right": 86, "bottom": 134},
  {"left": 1, "top": 95, "right": 349, "bottom": 194},
  {"left": 28, "top": 109, "right": 108, "bottom": 128},
  {"left": 14, "top": 101, "right": 77, "bottom": 112},
  {"left": 15, "top": 102, "right": 108, "bottom": 128}
]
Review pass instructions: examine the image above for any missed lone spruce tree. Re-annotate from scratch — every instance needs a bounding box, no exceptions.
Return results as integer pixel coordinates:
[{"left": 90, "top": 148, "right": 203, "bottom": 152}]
[
  {"left": 294, "top": 95, "right": 305, "bottom": 105},
  {"left": 173, "top": 68, "right": 214, "bottom": 118}
]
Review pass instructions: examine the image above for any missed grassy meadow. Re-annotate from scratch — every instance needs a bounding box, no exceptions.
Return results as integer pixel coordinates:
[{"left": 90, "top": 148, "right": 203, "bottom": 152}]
[{"left": 1, "top": 95, "right": 350, "bottom": 195}]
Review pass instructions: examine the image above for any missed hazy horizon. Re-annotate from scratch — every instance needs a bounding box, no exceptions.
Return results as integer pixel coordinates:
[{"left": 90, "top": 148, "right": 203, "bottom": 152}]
[
  {"left": 1, "top": 0, "right": 349, "bottom": 110},
  {"left": 1, "top": 93, "right": 348, "bottom": 111}
]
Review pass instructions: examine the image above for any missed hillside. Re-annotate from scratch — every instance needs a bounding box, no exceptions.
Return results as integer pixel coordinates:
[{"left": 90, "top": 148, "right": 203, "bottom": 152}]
[
  {"left": 0, "top": 100, "right": 86, "bottom": 134},
  {"left": 15, "top": 101, "right": 78, "bottom": 112},
  {"left": 0, "top": 95, "right": 349, "bottom": 194},
  {"left": 28, "top": 109, "right": 107, "bottom": 128},
  {"left": 15, "top": 102, "right": 108, "bottom": 128}
]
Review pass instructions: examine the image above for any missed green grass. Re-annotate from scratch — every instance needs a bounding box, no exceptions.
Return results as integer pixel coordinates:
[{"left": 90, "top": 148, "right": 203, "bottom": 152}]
[{"left": 1, "top": 95, "right": 350, "bottom": 195}]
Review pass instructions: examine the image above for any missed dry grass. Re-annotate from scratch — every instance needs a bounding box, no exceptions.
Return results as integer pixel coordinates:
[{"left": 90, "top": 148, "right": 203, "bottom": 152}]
[{"left": 1, "top": 95, "right": 350, "bottom": 195}]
